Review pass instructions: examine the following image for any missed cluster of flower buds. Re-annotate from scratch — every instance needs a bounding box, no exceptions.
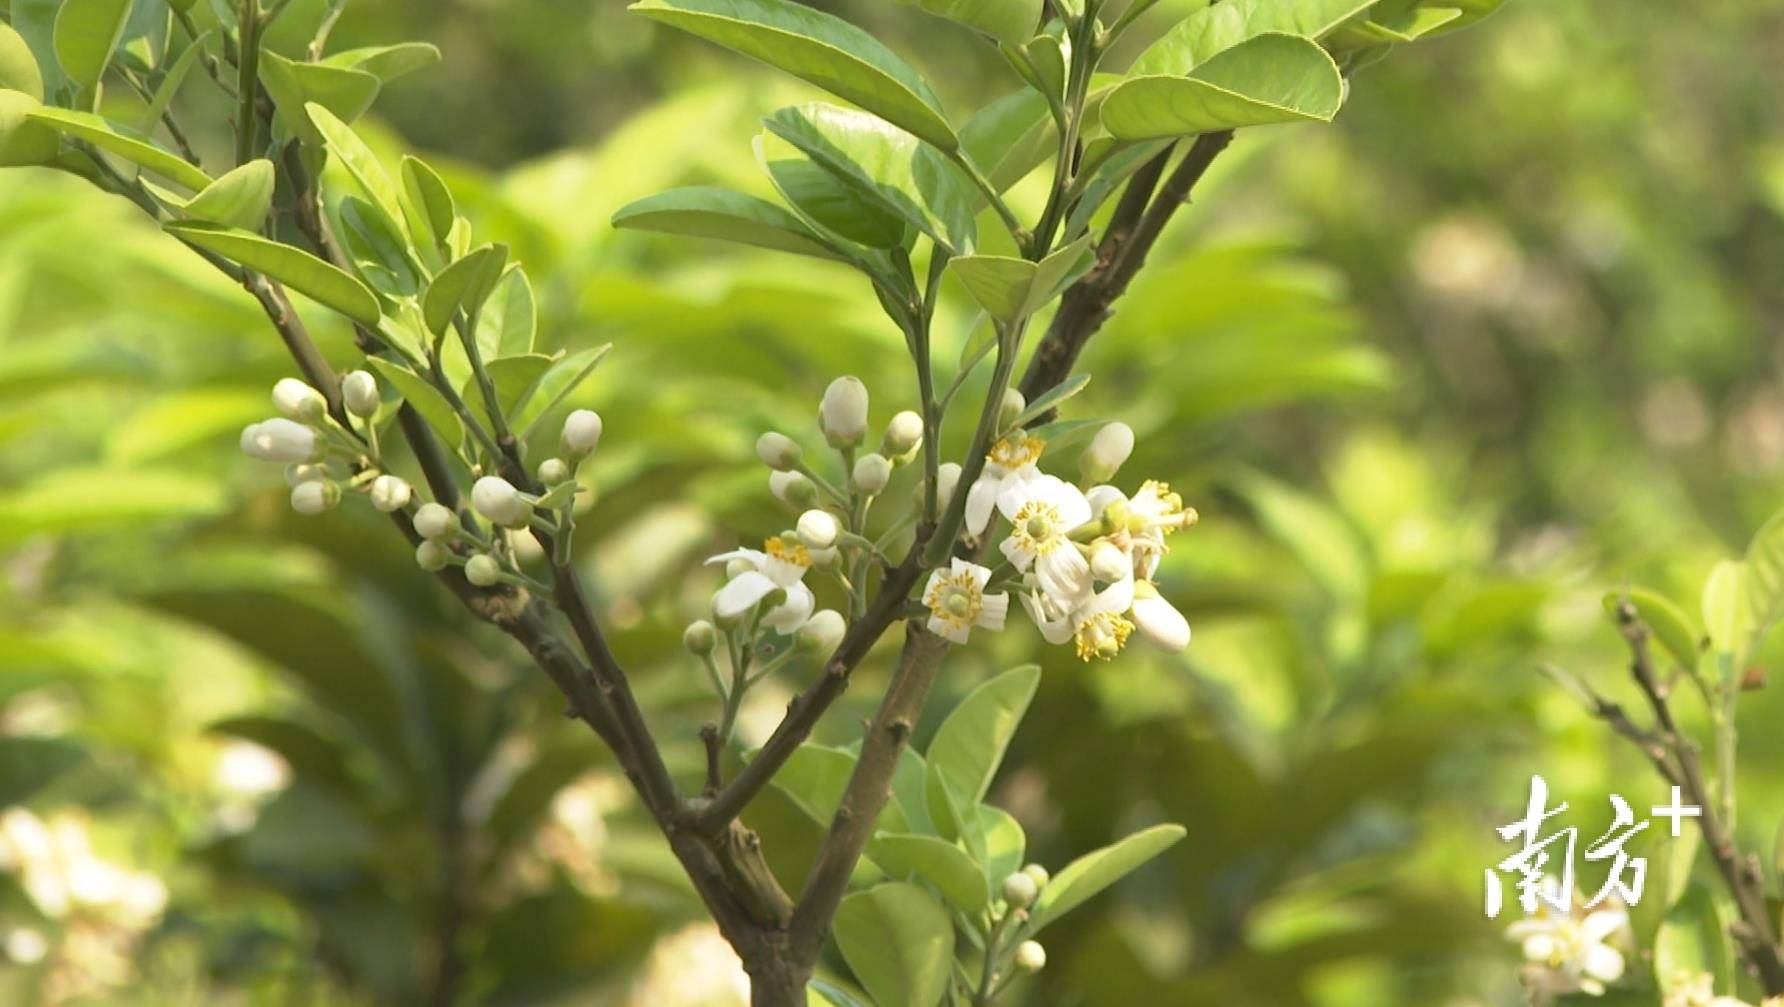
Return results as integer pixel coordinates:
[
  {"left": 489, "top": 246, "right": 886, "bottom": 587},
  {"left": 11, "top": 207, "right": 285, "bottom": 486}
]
[
  {"left": 239, "top": 373, "right": 415, "bottom": 519},
  {"left": 993, "top": 864, "right": 1051, "bottom": 978}
]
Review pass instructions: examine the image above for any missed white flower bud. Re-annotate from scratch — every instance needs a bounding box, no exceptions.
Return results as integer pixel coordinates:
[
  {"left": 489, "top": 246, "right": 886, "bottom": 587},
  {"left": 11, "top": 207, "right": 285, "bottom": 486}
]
[
  {"left": 1079, "top": 422, "right": 1135, "bottom": 484},
  {"left": 509, "top": 528, "right": 545, "bottom": 565},
  {"left": 241, "top": 419, "right": 319, "bottom": 464},
  {"left": 1021, "top": 864, "right": 1050, "bottom": 890},
  {"left": 797, "top": 509, "right": 840, "bottom": 550},
  {"left": 770, "top": 470, "right": 818, "bottom": 508},
  {"left": 284, "top": 463, "right": 328, "bottom": 487},
  {"left": 413, "top": 502, "right": 460, "bottom": 541},
  {"left": 1001, "top": 871, "right": 1038, "bottom": 909},
  {"left": 999, "top": 388, "right": 1026, "bottom": 430},
  {"left": 936, "top": 462, "right": 962, "bottom": 506},
  {"left": 415, "top": 540, "right": 452, "bottom": 572},
  {"left": 1014, "top": 940, "right": 1046, "bottom": 973},
  {"left": 560, "top": 409, "right": 603, "bottom": 459},
  {"left": 798, "top": 609, "right": 845, "bottom": 653},
  {"left": 1089, "top": 540, "right": 1129, "bottom": 583},
  {"left": 684, "top": 620, "right": 717, "bottom": 655},
  {"left": 472, "top": 476, "right": 531, "bottom": 528},
  {"left": 809, "top": 546, "right": 840, "bottom": 569},
  {"left": 851, "top": 453, "right": 891, "bottom": 495},
  {"left": 369, "top": 475, "right": 412, "bottom": 513},
  {"left": 757, "top": 431, "right": 802, "bottom": 471},
  {"left": 538, "top": 458, "right": 571, "bottom": 485},
  {"left": 464, "top": 553, "right": 502, "bottom": 587},
  {"left": 272, "top": 378, "right": 326, "bottom": 422},
  {"left": 819, "top": 376, "right": 869, "bottom": 448},
  {"left": 1131, "top": 580, "right": 1190, "bottom": 652},
  {"left": 289, "top": 479, "right": 340, "bottom": 515},
  {"left": 881, "top": 409, "right": 923, "bottom": 458},
  {"left": 341, "top": 370, "right": 380, "bottom": 418}
]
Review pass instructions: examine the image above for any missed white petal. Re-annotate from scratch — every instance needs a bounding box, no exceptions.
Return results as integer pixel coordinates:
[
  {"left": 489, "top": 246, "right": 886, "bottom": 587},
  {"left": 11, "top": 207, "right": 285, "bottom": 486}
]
[
  {"left": 1132, "top": 592, "right": 1190, "bottom": 651},
  {"left": 762, "top": 582, "right": 814, "bottom": 634},
  {"left": 706, "top": 548, "right": 766, "bottom": 568},
  {"left": 1037, "top": 546, "right": 1090, "bottom": 601},
  {"left": 996, "top": 473, "right": 1042, "bottom": 520},
  {"left": 977, "top": 593, "right": 1008, "bottom": 631},
  {"left": 924, "top": 569, "right": 946, "bottom": 603},
  {"left": 1580, "top": 943, "right": 1624, "bottom": 983},
  {"left": 1050, "top": 481, "right": 1093, "bottom": 531},
  {"left": 1092, "top": 574, "right": 1135, "bottom": 615},
  {"left": 1020, "top": 593, "right": 1073, "bottom": 644},
  {"left": 1086, "top": 484, "right": 1126, "bottom": 519},
  {"left": 965, "top": 477, "right": 1000, "bottom": 535},
  {"left": 713, "top": 571, "right": 777, "bottom": 619},
  {"left": 927, "top": 615, "right": 971, "bottom": 644},
  {"left": 1580, "top": 908, "right": 1627, "bottom": 944},
  {"left": 999, "top": 535, "right": 1035, "bottom": 572}
]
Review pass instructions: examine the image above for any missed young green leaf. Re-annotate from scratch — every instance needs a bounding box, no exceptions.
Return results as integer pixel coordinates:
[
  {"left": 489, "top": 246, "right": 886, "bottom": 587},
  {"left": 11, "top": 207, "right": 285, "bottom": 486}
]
[
  {"left": 1743, "top": 503, "right": 1784, "bottom": 657},
  {"left": 630, "top": 0, "right": 958, "bottom": 151},
  {"left": 479, "top": 270, "right": 538, "bottom": 359},
  {"left": 926, "top": 665, "right": 1040, "bottom": 805},
  {"left": 400, "top": 155, "right": 455, "bottom": 256},
  {"left": 763, "top": 742, "right": 858, "bottom": 824},
  {"left": 1654, "top": 883, "right": 1734, "bottom": 997},
  {"left": 135, "top": 28, "right": 208, "bottom": 133},
  {"left": 978, "top": 804, "right": 1026, "bottom": 885},
  {"left": 320, "top": 42, "right": 443, "bottom": 83},
  {"left": 1601, "top": 588, "right": 1701, "bottom": 672},
  {"left": 515, "top": 344, "right": 613, "bottom": 437},
  {"left": 183, "top": 159, "right": 276, "bottom": 230},
  {"left": 758, "top": 134, "right": 911, "bottom": 249},
  {"left": 259, "top": 54, "right": 381, "bottom": 144},
  {"left": 422, "top": 244, "right": 508, "bottom": 336},
  {"left": 1701, "top": 559, "right": 1751, "bottom": 664},
  {"left": 364, "top": 358, "right": 463, "bottom": 448},
  {"left": 950, "top": 237, "right": 1093, "bottom": 325},
  {"left": 1028, "top": 823, "right": 1187, "bottom": 931},
  {"left": 0, "top": 22, "right": 47, "bottom": 100},
  {"left": 54, "top": 0, "right": 133, "bottom": 89},
  {"left": 898, "top": 0, "right": 1042, "bottom": 46},
  {"left": 1102, "top": 33, "right": 1346, "bottom": 142},
  {"left": 1008, "top": 373, "right": 1090, "bottom": 429},
  {"left": 459, "top": 353, "right": 554, "bottom": 429},
  {"left": 165, "top": 222, "right": 381, "bottom": 325},
  {"left": 867, "top": 832, "right": 990, "bottom": 915},
  {"left": 1131, "top": 0, "right": 1381, "bottom": 76},
  {"left": 833, "top": 883, "right": 955, "bottom": 1007},
  {"left": 613, "top": 186, "right": 847, "bottom": 261},
  {"left": 26, "top": 107, "right": 211, "bottom": 190},
  {"left": 306, "top": 103, "right": 405, "bottom": 231},
  {"left": 0, "top": 92, "right": 59, "bottom": 167},
  {"left": 959, "top": 89, "right": 1057, "bottom": 195}
]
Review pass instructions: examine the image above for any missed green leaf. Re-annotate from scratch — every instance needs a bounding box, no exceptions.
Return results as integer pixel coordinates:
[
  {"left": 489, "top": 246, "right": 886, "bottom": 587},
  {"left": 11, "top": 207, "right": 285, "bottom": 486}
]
[
  {"left": 320, "top": 42, "right": 442, "bottom": 82},
  {"left": 1702, "top": 559, "right": 1751, "bottom": 664},
  {"left": 423, "top": 244, "right": 509, "bottom": 336},
  {"left": 515, "top": 344, "right": 613, "bottom": 437},
  {"left": 306, "top": 103, "right": 404, "bottom": 231},
  {"left": 1029, "top": 823, "right": 1187, "bottom": 931},
  {"left": 0, "top": 467, "right": 227, "bottom": 544},
  {"left": 1602, "top": 588, "right": 1702, "bottom": 672},
  {"left": 0, "top": 91, "right": 59, "bottom": 167},
  {"left": 259, "top": 54, "right": 380, "bottom": 144},
  {"left": 338, "top": 196, "right": 419, "bottom": 295},
  {"left": 759, "top": 134, "right": 910, "bottom": 249},
  {"left": 166, "top": 222, "right": 382, "bottom": 325},
  {"left": 807, "top": 979, "right": 873, "bottom": 1007},
  {"left": 959, "top": 88, "right": 1057, "bottom": 194},
  {"left": 977, "top": 804, "right": 1026, "bottom": 884},
  {"left": 1228, "top": 468, "right": 1370, "bottom": 600},
  {"left": 765, "top": 102, "right": 977, "bottom": 254},
  {"left": 1009, "top": 372, "right": 1089, "bottom": 427},
  {"left": 899, "top": 0, "right": 1042, "bottom": 45},
  {"left": 630, "top": 0, "right": 958, "bottom": 151},
  {"left": 834, "top": 883, "right": 955, "bottom": 1007},
  {"left": 135, "top": 28, "right": 207, "bottom": 132},
  {"left": 1629, "top": 824, "right": 1700, "bottom": 944},
  {"left": 461, "top": 353, "right": 554, "bottom": 428},
  {"left": 479, "top": 269, "right": 538, "bottom": 358},
  {"left": 1654, "top": 883, "right": 1734, "bottom": 995},
  {"left": 0, "top": 22, "right": 47, "bottom": 101},
  {"left": 926, "top": 665, "right": 1039, "bottom": 805},
  {"left": 1744, "top": 505, "right": 1784, "bottom": 657},
  {"left": 54, "top": 0, "right": 133, "bottom": 89},
  {"left": 26, "top": 107, "right": 211, "bottom": 190},
  {"left": 364, "top": 357, "right": 463, "bottom": 448},
  {"left": 766, "top": 743, "right": 858, "bottom": 824},
  {"left": 613, "top": 186, "right": 846, "bottom": 261},
  {"left": 1131, "top": 0, "right": 1380, "bottom": 76},
  {"left": 182, "top": 158, "right": 275, "bottom": 229},
  {"left": 868, "top": 833, "right": 989, "bottom": 915},
  {"left": 8, "top": 0, "right": 64, "bottom": 100},
  {"left": 1102, "top": 33, "right": 1346, "bottom": 142},
  {"left": 400, "top": 155, "right": 455, "bottom": 256}
]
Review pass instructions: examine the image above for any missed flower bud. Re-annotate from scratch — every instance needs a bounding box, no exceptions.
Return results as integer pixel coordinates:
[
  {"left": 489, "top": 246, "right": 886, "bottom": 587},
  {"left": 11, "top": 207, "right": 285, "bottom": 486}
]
[
  {"left": 341, "top": 370, "right": 380, "bottom": 418},
  {"left": 684, "top": 620, "right": 718, "bottom": 655},
  {"left": 797, "top": 509, "right": 840, "bottom": 550},
  {"left": 560, "top": 409, "right": 603, "bottom": 459},
  {"left": 769, "top": 470, "right": 817, "bottom": 508},
  {"left": 413, "top": 502, "right": 459, "bottom": 541},
  {"left": 881, "top": 409, "right": 923, "bottom": 458},
  {"left": 1001, "top": 871, "right": 1038, "bottom": 909},
  {"left": 1021, "top": 864, "right": 1050, "bottom": 890},
  {"left": 936, "top": 462, "right": 962, "bottom": 506},
  {"left": 284, "top": 463, "right": 328, "bottom": 487},
  {"left": 415, "top": 539, "right": 452, "bottom": 572},
  {"left": 809, "top": 545, "right": 840, "bottom": 569},
  {"left": 798, "top": 610, "right": 846, "bottom": 653},
  {"left": 851, "top": 453, "right": 891, "bottom": 495},
  {"left": 464, "top": 553, "right": 502, "bottom": 587},
  {"left": 289, "top": 479, "right": 340, "bottom": 515},
  {"left": 1014, "top": 940, "right": 1046, "bottom": 973},
  {"left": 538, "top": 457, "right": 571, "bottom": 485},
  {"left": 369, "top": 474, "right": 412, "bottom": 513},
  {"left": 998, "top": 388, "right": 1026, "bottom": 430},
  {"left": 272, "top": 378, "right": 326, "bottom": 422},
  {"left": 1079, "top": 422, "right": 1135, "bottom": 484},
  {"left": 472, "top": 476, "right": 531, "bottom": 528},
  {"left": 819, "top": 376, "right": 869, "bottom": 448},
  {"left": 757, "top": 431, "right": 802, "bottom": 471},
  {"left": 1089, "top": 540, "right": 1129, "bottom": 583},
  {"left": 241, "top": 419, "right": 319, "bottom": 464}
]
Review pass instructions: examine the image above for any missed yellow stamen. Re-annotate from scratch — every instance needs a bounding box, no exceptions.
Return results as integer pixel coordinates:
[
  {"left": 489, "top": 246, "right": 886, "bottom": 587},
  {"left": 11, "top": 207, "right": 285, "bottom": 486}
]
[
  {"left": 924, "top": 572, "right": 982, "bottom": 629},
  {"left": 764, "top": 537, "right": 812, "bottom": 567},
  {"left": 987, "top": 435, "right": 1045, "bottom": 471},
  {"left": 1074, "top": 611, "right": 1134, "bottom": 662}
]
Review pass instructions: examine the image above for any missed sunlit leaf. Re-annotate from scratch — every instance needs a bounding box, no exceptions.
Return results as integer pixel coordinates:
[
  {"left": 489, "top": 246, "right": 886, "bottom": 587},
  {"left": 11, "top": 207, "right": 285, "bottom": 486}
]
[
  {"left": 1028, "top": 823, "right": 1187, "bottom": 931},
  {"left": 613, "top": 186, "right": 847, "bottom": 261},
  {"left": 1102, "top": 34, "right": 1346, "bottom": 142},
  {"left": 166, "top": 221, "right": 383, "bottom": 325},
  {"left": 834, "top": 882, "right": 954, "bottom": 1007},
  {"left": 27, "top": 107, "right": 211, "bottom": 189}
]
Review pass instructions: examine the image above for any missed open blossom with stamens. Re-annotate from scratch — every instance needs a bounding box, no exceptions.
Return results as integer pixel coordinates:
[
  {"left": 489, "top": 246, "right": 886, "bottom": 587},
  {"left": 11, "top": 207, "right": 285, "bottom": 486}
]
[
  {"left": 707, "top": 537, "right": 815, "bottom": 633},
  {"left": 964, "top": 434, "right": 1044, "bottom": 535},
  {"left": 923, "top": 559, "right": 1008, "bottom": 643},
  {"left": 997, "top": 474, "right": 1093, "bottom": 602},
  {"left": 1021, "top": 575, "right": 1135, "bottom": 662},
  {"left": 1506, "top": 885, "right": 1629, "bottom": 998}
]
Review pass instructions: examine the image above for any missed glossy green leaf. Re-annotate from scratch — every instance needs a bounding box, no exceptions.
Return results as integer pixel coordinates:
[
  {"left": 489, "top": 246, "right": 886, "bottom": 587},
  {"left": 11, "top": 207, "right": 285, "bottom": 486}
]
[
  {"left": 116, "top": 0, "right": 169, "bottom": 73},
  {"left": 926, "top": 665, "right": 1039, "bottom": 805},
  {"left": 166, "top": 221, "right": 382, "bottom": 325},
  {"left": 259, "top": 54, "right": 380, "bottom": 144},
  {"left": 338, "top": 196, "right": 419, "bottom": 295},
  {"left": 479, "top": 269, "right": 538, "bottom": 358},
  {"left": 959, "top": 88, "right": 1056, "bottom": 194},
  {"left": 0, "top": 467, "right": 227, "bottom": 544},
  {"left": 364, "top": 357, "right": 463, "bottom": 448},
  {"left": 978, "top": 804, "right": 1026, "bottom": 885},
  {"left": 899, "top": 0, "right": 1041, "bottom": 45},
  {"left": 423, "top": 244, "right": 508, "bottom": 335},
  {"left": 1029, "top": 823, "right": 1187, "bottom": 931},
  {"left": 320, "top": 42, "right": 442, "bottom": 82},
  {"left": 807, "top": 979, "right": 872, "bottom": 1007},
  {"left": 26, "top": 107, "right": 211, "bottom": 190},
  {"left": 0, "top": 91, "right": 58, "bottom": 167},
  {"left": 1009, "top": 372, "right": 1090, "bottom": 428},
  {"left": 1601, "top": 588, "right": 1701, "bottom": 671},
  {"left": 868, "top": 833, "right": 989, "bottom": 915},
  {"left": 630, "top": 0, "right": 958, "bottom": 151},
  {"left": 759, "top": 134, "right": 910, "bottom": 248},
  {"left": 8, "top": 0, "right": 63, "bottom": 99},
  {"left": 460, "top": 353, "right": 554, "bottom": 429},
  {"left": 765, "top": 742, "right": 857, "bottom": 824},
  {"left": 1102, "top": 33, "right": 1346, "bottom": 142},
  {"left": 1131, "top": 0, "right": 1379, "bottom": 76},
  {"left": 0, "top": 22, "right": 47, "bottom": 100},
  {"left": 400, "top": 155, "right": 455, "bottom": 252},
  {"left": 54, "top": 0, "right": 132, "bottom": 88},
  {"left": 613, "top": 186, "right": 846, "bottom": 261},
  {"left": 514, "top": 344, "right": 613, "bottom": 437},
  {"left": 182, "top": 159, "right": 275, "bottom": 230},
  {"left": 834, "top": 883, "right": 954, "bottom": 1007},
  {"left": 950, "top": 238, "right": 1092, "bottom": 324},
  {"left": 1654, "top": 883, "right": 1733, "bottom": 996},
  {"left": 307, "top": 103, "right": 405, "bottom": 230},
  {"left": 765, "top": 102, "right": 977, "bottom": 253}
]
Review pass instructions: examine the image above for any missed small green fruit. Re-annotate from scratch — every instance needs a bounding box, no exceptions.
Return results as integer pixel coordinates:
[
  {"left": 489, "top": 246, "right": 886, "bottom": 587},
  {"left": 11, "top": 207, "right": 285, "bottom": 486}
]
[{"left": 0, "top": 91, "right": 57, "bottom": 168}]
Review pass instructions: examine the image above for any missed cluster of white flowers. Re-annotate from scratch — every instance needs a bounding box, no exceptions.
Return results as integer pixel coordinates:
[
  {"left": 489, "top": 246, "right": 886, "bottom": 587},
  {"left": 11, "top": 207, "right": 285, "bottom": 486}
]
[{"left": 1506, "top": 889, "right": 1629, "bottom": 998}]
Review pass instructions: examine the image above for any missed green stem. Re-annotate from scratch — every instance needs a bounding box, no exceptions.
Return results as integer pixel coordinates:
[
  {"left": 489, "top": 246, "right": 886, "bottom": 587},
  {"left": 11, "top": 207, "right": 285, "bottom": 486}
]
[{"left": 234, "top": 0, "right": 261, "bottom": 166}]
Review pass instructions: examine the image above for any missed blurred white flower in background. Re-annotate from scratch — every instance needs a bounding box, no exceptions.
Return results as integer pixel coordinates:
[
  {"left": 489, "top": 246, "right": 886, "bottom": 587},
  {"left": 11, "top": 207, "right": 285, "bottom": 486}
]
[
  {"left": 1505, "top": 884, "right": 1629, "bottom": 998},
  {"left": 625, "top": 922, "right": 749, "bottom": 1007}
]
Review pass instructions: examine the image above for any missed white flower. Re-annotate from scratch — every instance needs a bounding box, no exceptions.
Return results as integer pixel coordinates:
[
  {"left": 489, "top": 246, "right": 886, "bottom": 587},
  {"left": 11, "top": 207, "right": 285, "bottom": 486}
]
[
  {"left": 272, "top": 378, "right": 325, "bottom": 421},
  {"left": 1021, "top": 576, "right": 1135, "bottom": 661},
  {"left": 922, "top": 559, "right": 1008, "bottom": 644},
  {"left": 1507, "top": 896, "right": 1629, "bottom": 998},
  {"left": 707, "top": 538, "right": 815, "bottom": 634},
  {"left": 965, "top": 435, "right": 1046, "bottom": 536},
  {"left": 284, "top": 462, "right": 328, "bottom": 487},
  {"left": 561, "top": 409, "right": 603, "bottom": 459},
  {"left": 341, "top": 370, "right": 380, "bottom": 417},
  {"left": 997, "top": 474, "right": 1092, "bottom": 602},
  {"left": 796, "top": 509, "right": 839, "bottom": 549},
  {"left": 290, "top": 480, "right": 340, "bottom": 515},
  {"left": 1130, "top": 580, "right": 1190, "bottom": 651},
  {"left": 472, "top": 476, "right": 531, "bottom": 528},
  {"left": 1662, "top": 974, "right": 1768, "bottom": 1007},
  {"left": 820, "top": 376, "right": 869, "bottom": 447},
  {"left": 1079, "top": 422, "right": 1134, "bottom": 483},
  {"left": 413, "top": 502, "right": 459, "bottom": 540},
  {"left": 369, "top": 474, "right": 412, "bottom": 513},
  {"left": 240, "top": 419, "right": 319, "bottom": 463}
]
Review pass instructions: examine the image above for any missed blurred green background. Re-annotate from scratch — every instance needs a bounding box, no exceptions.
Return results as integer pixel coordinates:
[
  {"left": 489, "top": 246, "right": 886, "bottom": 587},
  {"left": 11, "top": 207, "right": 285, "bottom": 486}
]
[{"left": 4, "top": 0, "right": 1784, "bottom": 1004}]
